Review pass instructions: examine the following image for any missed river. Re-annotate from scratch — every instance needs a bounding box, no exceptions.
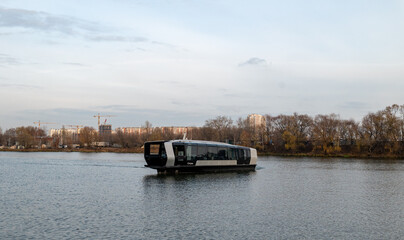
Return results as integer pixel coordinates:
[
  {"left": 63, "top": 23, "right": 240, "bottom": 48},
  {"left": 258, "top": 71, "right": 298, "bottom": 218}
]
[{"left": 1, "top": 152, "right": 403, "bottom": 239}]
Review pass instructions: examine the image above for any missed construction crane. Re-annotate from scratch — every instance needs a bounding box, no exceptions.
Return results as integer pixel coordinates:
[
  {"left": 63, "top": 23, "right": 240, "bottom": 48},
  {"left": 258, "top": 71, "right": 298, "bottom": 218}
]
[
  {"left": 93, "top": 113, "right": 116, "bottom": 129},
  {"left": 33, "top": 121, "right": 57, "bottom": 149},
  {"left": 33, "top": 120, "right": 57, "bottom": 129}
]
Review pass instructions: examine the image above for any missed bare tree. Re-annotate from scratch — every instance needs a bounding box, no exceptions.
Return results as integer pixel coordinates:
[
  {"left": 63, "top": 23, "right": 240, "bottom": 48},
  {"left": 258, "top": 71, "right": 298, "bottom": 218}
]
[
  {"left": 312, "top": 114, "right": 341, "bottom": 154},
  {"left": 339, "top": 119, "right": 360, "bottom": 152},
  {"left": 204, "top": 116, "right": 233, "bottom": 142},
  {"left": 15, "top": 126, "right": 34, "bottom": 148},
  {"left": 141, "top": 121, "right": 153, "bottom": 142},
  {"left": 4, "top": 128, "right": 16, "bottom": 147},
  {"left": 112, "top": 129, "right": 127, "bottom": 147},
  {"left": 79, "top": 127, "right": 97, "bottom": 148},
  {"left": 0, "top": 127, "right": 3, "bottom": 146},
  {"left": 150, "top": 127, "right": 163, "bottom": 141},
  {"left": 361, "top": 105, "right": 402, "bottom": 154}
]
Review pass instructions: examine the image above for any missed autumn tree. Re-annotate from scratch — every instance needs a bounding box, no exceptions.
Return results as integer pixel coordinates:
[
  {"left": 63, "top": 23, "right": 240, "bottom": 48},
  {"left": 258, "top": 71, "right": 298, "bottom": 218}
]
[
  {"left": 383, "top": 104, "right": 402, "bottom": 153},
  {"left": 265, "top": 115, "right": 278, "bottom": 151},
  {"left": 150, "top": 127, "right": 163, "bottom": 141},
  {"left": 204, "top": 116, "right": 233, "bottom": 142},
  {"left": 339, "top": 119, "right": 360, "bottom": 152},
  {"left": 161, "top": 128, "right": 178, "bottom": 140},
  {"left": 399, "top": 105, "right": 404, "bottom": 142},
  {"left": 312, "top": 114, "right": 341, "bottom": 154},
  {"left": 15, "top": 126, "right": 45, "bottom": 148},
  {"left": 79, "top": 127, "right": 97, "bottom": 148},
  {"left": 141, "top": 121, "right": 153, "bottom": 142},
  {"left": 192, "top": 126, "right": 216, "bottom": 141},
  {"left": 361, "top": 105, "right": 402, "bottom": 154},
  {"left": 236, "top": 117, "right": 254, "bottom": 145},
  {"left": 285, "top": 113, "right": 313, "bottom": 152},
  {"left": 3, "top": 128, "right": 16, "bottom": 146},
  {"left": 112, "top": 129, "right": 128, "bottom": 147}
]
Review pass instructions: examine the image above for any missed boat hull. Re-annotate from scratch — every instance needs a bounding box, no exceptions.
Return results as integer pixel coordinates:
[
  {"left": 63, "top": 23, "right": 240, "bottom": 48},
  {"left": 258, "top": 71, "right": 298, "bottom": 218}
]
[{"left": 145, "top": 164, "right": 256, "bottom": 174}]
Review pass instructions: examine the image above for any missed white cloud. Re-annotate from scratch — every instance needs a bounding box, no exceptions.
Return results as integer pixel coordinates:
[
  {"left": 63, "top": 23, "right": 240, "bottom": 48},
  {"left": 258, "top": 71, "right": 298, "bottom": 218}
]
[{"left": 239, "top": 58, "right": 267, "bottom": 67}]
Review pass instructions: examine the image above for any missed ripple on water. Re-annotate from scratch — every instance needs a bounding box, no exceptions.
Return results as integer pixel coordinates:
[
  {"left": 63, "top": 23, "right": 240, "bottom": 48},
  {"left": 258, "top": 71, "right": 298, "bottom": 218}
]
[{"left": 1, "top": 153, "right": 404, "bottom": 239}]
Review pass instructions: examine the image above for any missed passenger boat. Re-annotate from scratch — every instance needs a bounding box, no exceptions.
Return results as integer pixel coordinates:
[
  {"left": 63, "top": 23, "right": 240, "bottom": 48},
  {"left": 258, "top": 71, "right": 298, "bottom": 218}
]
[{"left": 144, "top": 140, "right": 257, "bottom": 173}]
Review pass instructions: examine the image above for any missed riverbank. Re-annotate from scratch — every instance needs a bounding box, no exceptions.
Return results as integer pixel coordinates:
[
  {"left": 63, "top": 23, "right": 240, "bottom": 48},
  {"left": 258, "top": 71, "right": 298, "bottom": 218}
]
[
  {"left": 2, "top": 148, "right": 404, "bottom": 159},
  {"left": 0, "top": 147, "right": 143, "bottom": 153},
  {"left": 258, "top": 152, "right": 404, "bottom": 159}
]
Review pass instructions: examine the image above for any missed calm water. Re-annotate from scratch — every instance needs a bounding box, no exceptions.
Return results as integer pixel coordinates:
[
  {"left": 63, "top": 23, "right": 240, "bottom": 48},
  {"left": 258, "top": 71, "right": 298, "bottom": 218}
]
[{"left": 1, "top": 152, "right": 404, "bottom": 239}]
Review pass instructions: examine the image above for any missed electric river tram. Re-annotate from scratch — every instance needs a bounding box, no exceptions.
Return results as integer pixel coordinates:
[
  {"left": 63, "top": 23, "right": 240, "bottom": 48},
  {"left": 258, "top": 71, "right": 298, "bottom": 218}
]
[{"left": 144, "top": 140, "right": 257, "bottom": 173}]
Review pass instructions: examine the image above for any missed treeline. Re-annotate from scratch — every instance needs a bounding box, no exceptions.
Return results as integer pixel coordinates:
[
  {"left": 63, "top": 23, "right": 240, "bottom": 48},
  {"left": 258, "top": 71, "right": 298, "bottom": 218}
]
[
  {"left": 0, "top": 124, "right": 185, "bottom": 149},
  {"left": 195, "top": 104, "right": 404, "bottom": 156},
  {"left": 1, "top": 104, "right": 404, "bottom": 157}
]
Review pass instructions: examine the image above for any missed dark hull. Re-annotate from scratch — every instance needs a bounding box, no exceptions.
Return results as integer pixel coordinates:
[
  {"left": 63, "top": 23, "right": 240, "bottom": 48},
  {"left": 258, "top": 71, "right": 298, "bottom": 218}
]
[{"left": 145, "top": 164, "right": 256, "bottom": 174}]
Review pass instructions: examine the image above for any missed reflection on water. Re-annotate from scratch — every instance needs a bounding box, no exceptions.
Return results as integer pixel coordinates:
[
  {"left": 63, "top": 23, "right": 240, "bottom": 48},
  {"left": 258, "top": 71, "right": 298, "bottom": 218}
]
[{"left": 1, "top": 152, "right": 404, "bottom": 239}]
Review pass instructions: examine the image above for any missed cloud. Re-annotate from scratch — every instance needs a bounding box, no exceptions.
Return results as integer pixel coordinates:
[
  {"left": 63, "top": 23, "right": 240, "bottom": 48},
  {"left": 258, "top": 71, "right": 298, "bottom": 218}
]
[
  {"left": 338, "top": 101, "right": 369, "bottom": 110},
  {"left": 0, "top": 7, "right": 173, "bottom": 47},
  {"left": 239, "top": 57, "right": 267, "bottom": 67},
  {"left": 0, "top": 7, "right": 99, "bottom": 35},
  {"left": 0, "top": 53, "right": 20, "bottom": 65},
  {"left": 0, "top": 83, "right": 40, "bottom": 89},
  {"left": 94, "top": 105, "right": 140, "bottom": 112},
  {"left": 86, "top": 35, "right": 148, "bottom": 43},
  {"left": 62, "top": 62, "right": 88, "bottom": 67}
]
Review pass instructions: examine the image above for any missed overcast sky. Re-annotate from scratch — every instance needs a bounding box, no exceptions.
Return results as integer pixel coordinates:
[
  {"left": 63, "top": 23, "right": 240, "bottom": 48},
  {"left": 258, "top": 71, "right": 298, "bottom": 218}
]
[{"left": 1, "top": 0, "right": 403, "bottom": 130}]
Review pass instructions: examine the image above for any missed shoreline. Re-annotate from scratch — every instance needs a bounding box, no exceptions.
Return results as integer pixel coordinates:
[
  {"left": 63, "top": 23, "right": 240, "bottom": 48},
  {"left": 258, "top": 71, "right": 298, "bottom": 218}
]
[
  {"left": 0, "top": 147, "right": 143, "bottom": 153},
  {"left": 2, "top": 148, "right": 404, "bottom": 160},
  {"left": 257, "top": 152, "right": 404, "bottom": 160}
]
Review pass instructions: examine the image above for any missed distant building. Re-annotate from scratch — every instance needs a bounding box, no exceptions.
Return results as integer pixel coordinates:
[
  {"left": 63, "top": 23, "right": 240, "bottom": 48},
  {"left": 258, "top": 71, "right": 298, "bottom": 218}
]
[
  {"left": 247, "top": 114, "right": 266, "bottom": 146},
  {"left": 99, "top": 124, "right": 112, "bottom": 142},
  {"left": 49, "top": 128, "right": 78, "bottom": 136},
  {"left": 99, "top": 124, "right": 112, "bottom": 135},
  {"left": 116, "top": 127, "right": 145, "bottom": 135},
  {"left": 115, "top": 126, "right": 195, "bottom": 136},
  {"left": 247, "top": 114, "right": 266, "bottom": 128},
  {"left": 49, "top": 128, "right": 82, "bottom": 145},
  {"left": 161, "top": 126, "right": 192, "bottom": 135}
]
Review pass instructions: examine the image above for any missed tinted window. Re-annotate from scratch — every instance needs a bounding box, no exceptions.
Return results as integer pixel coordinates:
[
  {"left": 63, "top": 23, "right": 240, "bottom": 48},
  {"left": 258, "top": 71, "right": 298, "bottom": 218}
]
[
  {"left": 197, "top": 145, "right": 207, "bottom": 160},
  {"left": 174, "top": 144, "right": 185, "bottom": 162},
  {"left": 149, "top": 144, "right": 160, "bottom": 154},
  {"left": 207, "top": 146, "right": 218, "bottom": 160},
  {"left": 186, "top": 145, "right": 193, "bottom": 161},
  {"left": 229, "top": 148, "right": 237, "bottom": 160},
  {"left": 218, "top": 147, "right": 228, "bottom": 160},
  {"left": 191, "top": 145, "right": 198, "bottom": 161},
  {"left": 238, "top": 148, "right": 245, "bottom": 161}
]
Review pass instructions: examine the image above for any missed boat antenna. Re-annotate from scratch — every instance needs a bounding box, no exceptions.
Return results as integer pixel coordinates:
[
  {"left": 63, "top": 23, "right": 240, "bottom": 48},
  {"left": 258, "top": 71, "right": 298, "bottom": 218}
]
[{"left": 182, "top": 132, "right": 188, "bottom": 140}]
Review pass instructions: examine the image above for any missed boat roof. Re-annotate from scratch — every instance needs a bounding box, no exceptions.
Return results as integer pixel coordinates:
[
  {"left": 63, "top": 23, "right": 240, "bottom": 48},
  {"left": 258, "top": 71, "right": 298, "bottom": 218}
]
[
  {"left": 171, "top": 139, "right": 235, "bottom": 146},
  {"left": 145, "top": 139, "right": 250, "bottom": 148}
]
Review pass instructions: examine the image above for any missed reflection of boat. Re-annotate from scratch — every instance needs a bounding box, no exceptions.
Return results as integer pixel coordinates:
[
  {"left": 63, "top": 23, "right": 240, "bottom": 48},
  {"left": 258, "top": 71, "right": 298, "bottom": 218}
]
[{"left": 144, "top": 140, "right": 257, "bottom": 173}]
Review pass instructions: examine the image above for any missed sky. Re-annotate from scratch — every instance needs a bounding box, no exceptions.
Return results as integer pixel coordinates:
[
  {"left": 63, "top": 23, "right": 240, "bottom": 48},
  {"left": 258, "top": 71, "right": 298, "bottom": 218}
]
[{"left": 1, "top": 0, "right": 404, "bottom": 130}]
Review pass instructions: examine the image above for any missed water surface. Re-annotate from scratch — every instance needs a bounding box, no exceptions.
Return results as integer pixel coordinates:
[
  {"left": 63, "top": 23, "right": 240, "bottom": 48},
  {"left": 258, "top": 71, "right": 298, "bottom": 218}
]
[{"left": 1, "top": 152, "right": 403, "bottom": 239}]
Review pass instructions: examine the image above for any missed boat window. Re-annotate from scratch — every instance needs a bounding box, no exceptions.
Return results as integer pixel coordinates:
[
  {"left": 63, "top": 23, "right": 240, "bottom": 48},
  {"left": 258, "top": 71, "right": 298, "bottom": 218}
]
[
  {"left": 149, "top": 143, "right": 160, "bottom": 155},
  {"left": 246, "top": 149, "right": 251, "bottom": 161},
  {"left": 174, "top": 144, "right": 186, "bottom": 162},
  {"left": 144, "top": 142, "right": 166, "bottom": 162},
  {"left": 197, "top": 145, "right": 207, "bottom": 160},
  {"left": 185, "top": 144, "right": 198, "bottom": 161},
  {"left": 229, "top": 148, "right": 237, "bottom": 160},
  {"left": 207, "top": 146, "right": 218, "bottom": 160},
  {"left": 191, "top": 145, "right": 198, "bottom": 161},
  {"left": 186, "top": 145, "right": 192, "bottom": 161},
  {"left": 238, "top": 148, "right": 245, "bottom": 161},
  {"left": 218, "top": 147, "right": 228, "bottom": 160}
]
